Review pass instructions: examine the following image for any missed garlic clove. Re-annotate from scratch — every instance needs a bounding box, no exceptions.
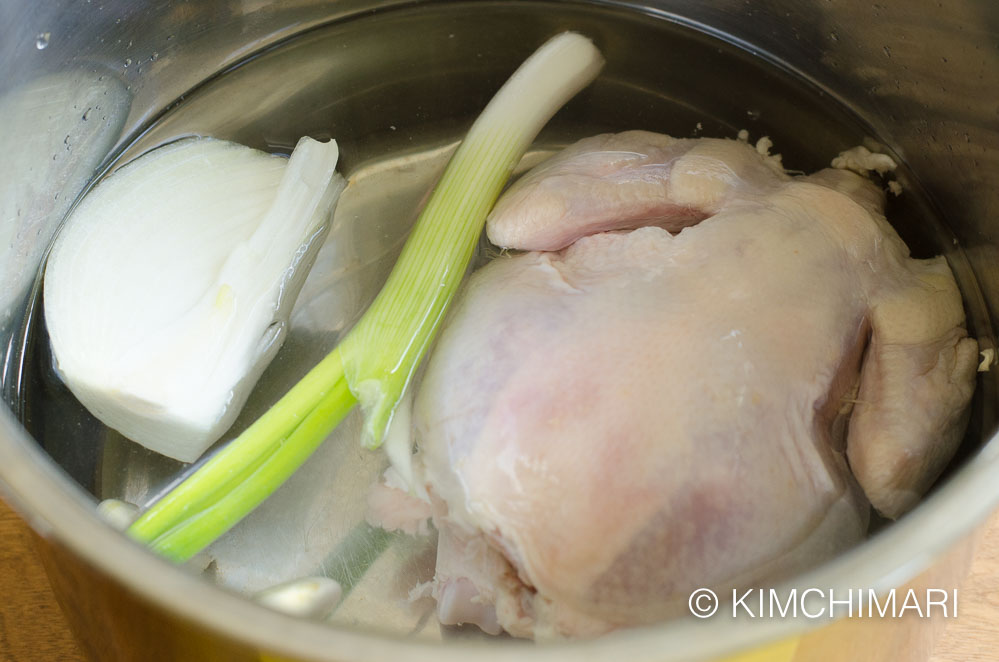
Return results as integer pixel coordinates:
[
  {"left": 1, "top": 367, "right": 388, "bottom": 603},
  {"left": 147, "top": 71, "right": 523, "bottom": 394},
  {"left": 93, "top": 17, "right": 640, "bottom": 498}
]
[
  {"left": 96, "top": 498, "right": 140, "bottom": 530},
  {"left": 254, "top": 576, "right": 343, "bottom": 619}
]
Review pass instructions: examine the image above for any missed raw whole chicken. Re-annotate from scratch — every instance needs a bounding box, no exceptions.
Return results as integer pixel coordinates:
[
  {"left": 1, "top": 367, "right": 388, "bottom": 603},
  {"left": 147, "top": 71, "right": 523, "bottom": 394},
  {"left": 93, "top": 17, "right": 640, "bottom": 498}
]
[{"left": 373, "top": 131, "right": 979, "bottom": 639}]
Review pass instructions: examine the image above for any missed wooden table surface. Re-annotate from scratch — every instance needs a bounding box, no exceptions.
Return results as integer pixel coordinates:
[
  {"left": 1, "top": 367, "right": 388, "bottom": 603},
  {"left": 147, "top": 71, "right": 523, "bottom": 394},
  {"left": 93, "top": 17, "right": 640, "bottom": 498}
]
[
  {"left": 0, "top": 498, "right": 84, "bottom": 662},
  {"left": 1, "top": 496, "right": 997, "bottom": 662}
]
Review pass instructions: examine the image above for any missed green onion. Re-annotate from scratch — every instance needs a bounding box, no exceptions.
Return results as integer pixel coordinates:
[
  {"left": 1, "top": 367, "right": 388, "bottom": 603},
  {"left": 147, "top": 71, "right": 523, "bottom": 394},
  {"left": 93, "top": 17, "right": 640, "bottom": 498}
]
[
  {"left": 127, "top": 32, "right": 604, "bottom": 562},
  {"left": 340, "top": 32, "right": 605, "bottom": 448}
]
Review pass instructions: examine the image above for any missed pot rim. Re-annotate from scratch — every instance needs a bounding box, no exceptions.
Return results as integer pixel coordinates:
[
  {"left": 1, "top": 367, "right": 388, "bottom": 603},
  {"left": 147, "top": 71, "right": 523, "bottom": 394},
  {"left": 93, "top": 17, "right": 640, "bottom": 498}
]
[{"left": 2, "top": 406, "right": 998, "bottom": 662}]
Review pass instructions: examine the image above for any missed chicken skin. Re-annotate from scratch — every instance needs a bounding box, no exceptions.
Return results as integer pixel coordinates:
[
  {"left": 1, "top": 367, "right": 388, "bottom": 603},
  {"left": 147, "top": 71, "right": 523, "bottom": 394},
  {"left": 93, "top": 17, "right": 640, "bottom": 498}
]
[{"left": 405, "top": 132, "right": 978, "bottom": 638}]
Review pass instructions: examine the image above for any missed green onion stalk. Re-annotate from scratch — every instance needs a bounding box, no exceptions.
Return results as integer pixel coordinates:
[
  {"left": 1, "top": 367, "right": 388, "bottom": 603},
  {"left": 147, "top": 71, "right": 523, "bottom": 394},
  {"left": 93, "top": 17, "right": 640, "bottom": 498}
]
[{"left": 127, "top": 32, "right": 605, "bottom": 563}]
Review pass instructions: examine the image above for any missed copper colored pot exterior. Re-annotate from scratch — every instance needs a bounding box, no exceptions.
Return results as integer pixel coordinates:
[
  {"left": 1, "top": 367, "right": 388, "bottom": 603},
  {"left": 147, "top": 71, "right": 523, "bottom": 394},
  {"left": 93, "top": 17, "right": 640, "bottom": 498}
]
[
  {"left": 27, "top": 518, "right": 982, "bottom": 662},
  {"left": 35, "top": 535, "right": 261, "bottom": 662}
]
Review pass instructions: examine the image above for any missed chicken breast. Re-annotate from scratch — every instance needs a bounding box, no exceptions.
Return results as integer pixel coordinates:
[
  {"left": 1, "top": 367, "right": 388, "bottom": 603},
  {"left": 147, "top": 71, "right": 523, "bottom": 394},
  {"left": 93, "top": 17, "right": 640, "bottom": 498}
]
[{"left": 405, "top": 131, "right": 978, "bottom": 638}]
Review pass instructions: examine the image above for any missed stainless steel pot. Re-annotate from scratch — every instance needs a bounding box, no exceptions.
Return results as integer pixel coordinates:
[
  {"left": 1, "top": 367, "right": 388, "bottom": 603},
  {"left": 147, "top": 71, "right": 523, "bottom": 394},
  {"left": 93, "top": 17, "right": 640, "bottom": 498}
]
[{"left": 1, "top": 1, "right": 997, "bottom": 661}]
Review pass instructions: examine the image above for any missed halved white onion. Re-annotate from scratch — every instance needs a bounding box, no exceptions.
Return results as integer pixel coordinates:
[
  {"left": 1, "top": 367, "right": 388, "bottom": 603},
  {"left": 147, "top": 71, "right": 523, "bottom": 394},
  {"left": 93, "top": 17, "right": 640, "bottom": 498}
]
[{"left": 44, "top": 136, "right": 345, "bottom": 462}]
